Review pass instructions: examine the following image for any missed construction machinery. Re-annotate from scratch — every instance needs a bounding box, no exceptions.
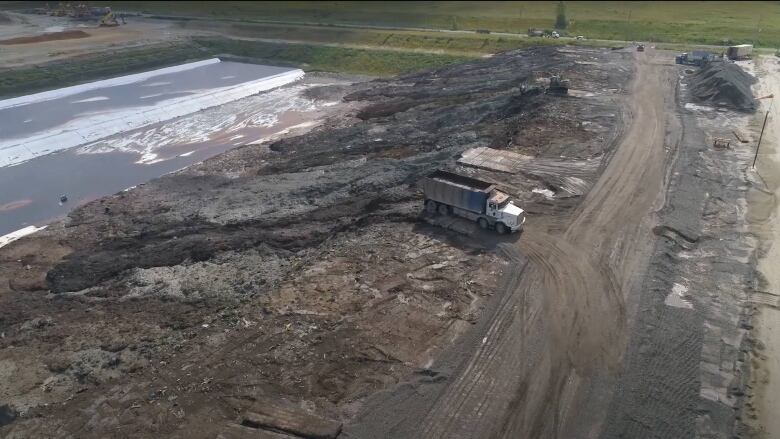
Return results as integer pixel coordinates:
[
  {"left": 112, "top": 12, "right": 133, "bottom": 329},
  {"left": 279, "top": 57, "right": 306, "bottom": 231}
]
[
  {"left": 421, "top": 170, "right": 526, "bottom": 234},
  {"left": 99, "top": 10, "right": 119, "bottom": 27},
  {"left": 546, "top": 75, "right": 569, "bottom": 95},
  {"left": 675, "top": 50, "right": 716, "bottom": 66}
]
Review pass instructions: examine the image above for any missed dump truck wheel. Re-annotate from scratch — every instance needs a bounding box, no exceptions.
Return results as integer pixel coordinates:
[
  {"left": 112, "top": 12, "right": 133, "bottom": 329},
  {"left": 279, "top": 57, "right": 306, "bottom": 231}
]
[
  {"left": 425, "top": 200, "right": 438, "bottom": 214},
  {"left": 438, "top": 204, "right": 449, "bottom": 216},
  {"left": 496, "top": 222, "right": 508, "bottom": 234},
  {"left": 478, "top": 218, "right": 489, "bottom": 229}
]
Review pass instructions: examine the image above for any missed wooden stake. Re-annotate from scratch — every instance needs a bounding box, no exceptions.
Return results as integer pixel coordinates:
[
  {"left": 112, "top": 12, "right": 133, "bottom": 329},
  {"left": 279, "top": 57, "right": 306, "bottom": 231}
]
[{"left": 754, "top": 109, "right": 770, "bottom": 168}]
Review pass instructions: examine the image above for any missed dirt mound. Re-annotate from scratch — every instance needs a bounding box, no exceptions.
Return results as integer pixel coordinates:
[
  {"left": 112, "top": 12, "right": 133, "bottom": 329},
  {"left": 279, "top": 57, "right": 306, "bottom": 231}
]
[
  {"left": 689, "top": 62, "right": 757, "bottom": 112},
  {"left": 0, "top": 30, "right": 90, "bottom": 45}
]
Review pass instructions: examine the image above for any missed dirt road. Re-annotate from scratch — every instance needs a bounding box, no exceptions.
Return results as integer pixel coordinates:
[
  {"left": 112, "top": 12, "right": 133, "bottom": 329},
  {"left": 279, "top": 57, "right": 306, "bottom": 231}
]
[
  {"left": 748, "top": 56, "right": 780, "bottom": 439},
  {"left": 406, "top": 50, "right": 675, "bottom": 439}
]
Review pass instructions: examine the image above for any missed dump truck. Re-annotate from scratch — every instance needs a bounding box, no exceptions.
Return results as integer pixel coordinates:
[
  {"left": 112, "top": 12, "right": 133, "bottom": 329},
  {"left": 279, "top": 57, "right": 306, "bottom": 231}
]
[
  {"left": 727, "top": 44, "right": 753, "bottom": 60},
  {"left": 421, "top": 170, "right": 526, "bottom": 234}
]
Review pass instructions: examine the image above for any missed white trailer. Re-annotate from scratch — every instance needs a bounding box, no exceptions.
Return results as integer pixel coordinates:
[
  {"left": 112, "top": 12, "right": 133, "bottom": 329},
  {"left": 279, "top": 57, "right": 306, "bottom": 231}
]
[{"left": 727, "top": 44, "right": 753, "bottom": 60}]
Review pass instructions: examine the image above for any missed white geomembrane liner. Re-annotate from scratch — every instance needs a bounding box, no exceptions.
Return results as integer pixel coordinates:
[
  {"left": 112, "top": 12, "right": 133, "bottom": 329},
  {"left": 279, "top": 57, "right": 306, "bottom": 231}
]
[
  {"left": 0, "top": 59, "right": 219, "bottom": 109},
  {"left": 0, "top": 225, "right": 46, "bottom": 249},
  {"left": 0, "top": 59, "right": 304, "bottom": 167}
]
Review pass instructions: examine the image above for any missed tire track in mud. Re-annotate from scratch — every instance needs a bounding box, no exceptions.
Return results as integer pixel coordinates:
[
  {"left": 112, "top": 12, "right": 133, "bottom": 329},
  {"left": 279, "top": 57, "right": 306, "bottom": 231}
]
[{"left": 415, "top": 52, "right": 675, "bottom": 438}]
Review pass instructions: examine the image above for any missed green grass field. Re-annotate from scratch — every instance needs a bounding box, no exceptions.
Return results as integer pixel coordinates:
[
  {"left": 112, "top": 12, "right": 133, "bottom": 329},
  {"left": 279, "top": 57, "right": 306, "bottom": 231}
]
[
  {"left": 48, "top": 1, "right": 780, "bottom": 48},
  {"left": 3, "top": 1, "right": 779, "bottom": 46}
]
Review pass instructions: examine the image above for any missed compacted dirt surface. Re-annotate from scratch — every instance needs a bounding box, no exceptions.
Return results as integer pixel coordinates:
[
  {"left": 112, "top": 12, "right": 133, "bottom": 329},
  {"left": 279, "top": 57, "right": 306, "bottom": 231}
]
[
  {"left": 0, "top": 12, "right": 194, "bottom": 68},
  {"left": 350, "top": 47, "right": 673, "bottom": 439},
  {"left": 0, "top": 45, "right": 763, "bottom": 439}
]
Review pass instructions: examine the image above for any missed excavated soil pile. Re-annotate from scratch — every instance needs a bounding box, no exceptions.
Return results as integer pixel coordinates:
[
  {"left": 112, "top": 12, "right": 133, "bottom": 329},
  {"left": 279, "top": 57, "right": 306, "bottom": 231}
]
[
  {"left": 689, "top": 62, "right": 757, "bottom": 112},
  {"left": 0, "top": 30, "right": 90, "bottom": 45}
]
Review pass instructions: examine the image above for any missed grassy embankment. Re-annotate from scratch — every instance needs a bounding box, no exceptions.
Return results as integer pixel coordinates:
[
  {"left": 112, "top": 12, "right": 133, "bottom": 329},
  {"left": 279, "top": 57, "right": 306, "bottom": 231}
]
[
  {"left": 0, "top": 42, "right": 205, "bottom": 98},
  {"left": 0, "top": 38, "right": 472, "bottom": 99}
]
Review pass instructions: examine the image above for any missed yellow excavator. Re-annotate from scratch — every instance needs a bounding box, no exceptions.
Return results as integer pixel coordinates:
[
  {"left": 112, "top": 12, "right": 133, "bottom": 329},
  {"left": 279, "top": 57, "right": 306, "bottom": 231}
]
[{"left": 99, "top": 10, "right": 119, "bottom": 27}]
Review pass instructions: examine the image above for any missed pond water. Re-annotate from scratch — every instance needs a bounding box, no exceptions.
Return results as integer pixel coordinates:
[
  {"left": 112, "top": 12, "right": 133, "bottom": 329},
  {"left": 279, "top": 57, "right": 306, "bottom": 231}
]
[{"left": 0, "top": 59, "right": 343, "bottom": 236}]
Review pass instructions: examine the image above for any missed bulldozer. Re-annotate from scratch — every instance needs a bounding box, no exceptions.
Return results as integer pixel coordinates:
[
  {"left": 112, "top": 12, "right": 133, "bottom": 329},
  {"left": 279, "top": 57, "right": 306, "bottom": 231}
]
[{"left": 546, "top": 75, "right": 570, "bottom": 95}]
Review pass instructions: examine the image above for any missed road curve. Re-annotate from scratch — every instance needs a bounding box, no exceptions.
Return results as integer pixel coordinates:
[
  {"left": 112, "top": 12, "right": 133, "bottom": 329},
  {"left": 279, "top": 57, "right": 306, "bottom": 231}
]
[{"left": 415, "top": 50, "right": 677, "bottom": 439}]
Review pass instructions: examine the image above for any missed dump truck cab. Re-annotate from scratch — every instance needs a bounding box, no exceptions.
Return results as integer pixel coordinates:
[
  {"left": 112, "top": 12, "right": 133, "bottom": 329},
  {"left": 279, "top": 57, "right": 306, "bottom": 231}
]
[{"left": 487, "top": 192, "right": 524, "bottom": 231}]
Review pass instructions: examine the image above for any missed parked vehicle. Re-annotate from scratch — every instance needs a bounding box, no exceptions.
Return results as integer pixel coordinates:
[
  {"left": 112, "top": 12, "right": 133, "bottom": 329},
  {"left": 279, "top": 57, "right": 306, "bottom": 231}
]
[
  {"left": 675, "top": 50, "right": 716, "bottom": 66},
  {"left": 421, "top": 170, "right": 526, "bottom": 234},
  {"left": 727, "top": 44, "right": 753, "bottom": 60},
  {"left": 637, "top": 44, "right": 645, "bottom": 52}
]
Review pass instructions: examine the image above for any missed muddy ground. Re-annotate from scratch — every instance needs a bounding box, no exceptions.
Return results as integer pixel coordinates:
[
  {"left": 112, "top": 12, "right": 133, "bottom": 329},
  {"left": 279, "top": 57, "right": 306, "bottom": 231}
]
[
  {"left": 0, "top": 44, "right": 764, "bottom": 439},
  {"left": 0, "top": 46, "right": 631, "bottom": 437}
]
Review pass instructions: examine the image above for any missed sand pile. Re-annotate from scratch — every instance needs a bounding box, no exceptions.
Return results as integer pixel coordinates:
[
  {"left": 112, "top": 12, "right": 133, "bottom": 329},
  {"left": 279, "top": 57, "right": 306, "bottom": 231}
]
[{"left": 689, "top": 62, "right": 757, "bottom": 112}]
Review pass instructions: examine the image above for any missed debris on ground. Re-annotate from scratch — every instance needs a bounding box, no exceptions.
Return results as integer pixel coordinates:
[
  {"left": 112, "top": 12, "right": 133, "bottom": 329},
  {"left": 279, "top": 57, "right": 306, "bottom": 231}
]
[
  {"left": 239, "top": 396, "right": 342, "bottom": 439},
  {"left": 713, "top": 137, "right": 731, "bottom": 149},
  {"left": 0, "top": 46, "right": 631, "bottom": 437}
]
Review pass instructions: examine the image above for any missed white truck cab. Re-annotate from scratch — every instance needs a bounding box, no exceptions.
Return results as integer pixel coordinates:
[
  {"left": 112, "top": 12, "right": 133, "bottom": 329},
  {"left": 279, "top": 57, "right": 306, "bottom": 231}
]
[{"left": 487, "top": 192, "right": 526, "bottom": 232}]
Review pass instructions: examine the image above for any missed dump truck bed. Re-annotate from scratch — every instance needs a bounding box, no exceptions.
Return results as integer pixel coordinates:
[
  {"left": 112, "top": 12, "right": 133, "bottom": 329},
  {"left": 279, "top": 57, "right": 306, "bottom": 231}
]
[{"left": 422, "top": 170, "right": 494, "bottom": 214}]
